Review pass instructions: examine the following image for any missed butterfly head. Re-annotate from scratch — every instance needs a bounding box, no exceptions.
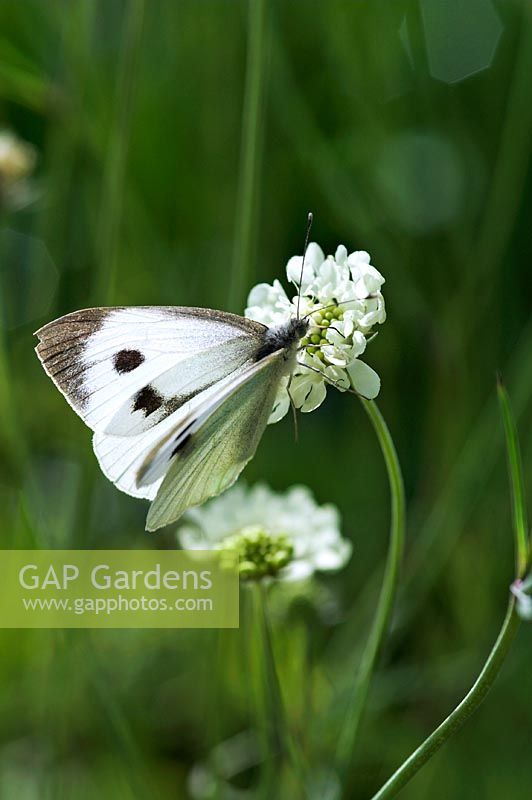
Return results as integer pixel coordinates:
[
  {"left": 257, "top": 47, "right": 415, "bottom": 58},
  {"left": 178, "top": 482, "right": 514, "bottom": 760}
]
[
  {"left": 255, "top": 316, "right": 309, "bottom": 362},
  {"left": 289, "top": 316, "right": 311, "bottom": 343}
]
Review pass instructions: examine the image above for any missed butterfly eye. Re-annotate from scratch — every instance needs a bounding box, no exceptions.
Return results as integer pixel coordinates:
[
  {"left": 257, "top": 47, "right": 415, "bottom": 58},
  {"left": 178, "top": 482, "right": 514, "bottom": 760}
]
[{"left": 113, "top": 349, "right": 145, "bottom": 373}]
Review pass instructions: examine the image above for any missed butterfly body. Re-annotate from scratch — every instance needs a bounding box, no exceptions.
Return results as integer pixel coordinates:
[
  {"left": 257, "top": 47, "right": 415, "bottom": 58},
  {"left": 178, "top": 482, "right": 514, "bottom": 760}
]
[
  {"left": 35, "top": 306, "right": 307, "bottom": 531},
  {"left": 254, "top": 317, "right": 309, "bottom": 362}
]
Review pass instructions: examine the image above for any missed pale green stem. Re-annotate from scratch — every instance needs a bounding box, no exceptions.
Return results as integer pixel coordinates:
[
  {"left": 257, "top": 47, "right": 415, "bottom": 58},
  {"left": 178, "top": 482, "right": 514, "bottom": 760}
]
[
  {"left": 252, "top": 582, "right": 308, "bottom": 799},
  {"left": 247, "top": 585, "right": 275, "bottom": 799},
  {"left": 497, "top": 380, "right": 530, "bottom": 575},
  {"left": 229, "top": 0, "right": 267, "bottom": 310},
  {"left": 81, "top": 632, "right": 157, "bottom": 799},
  {"left": 0, "top": 227, "right": 29, "bottom": 476},
  {"left": 369, "top": 600, "right": 520, "bottom": 800},
  {"left": 96, "top": 0, "right": 144, "bottom": 304},
  {"left": 76, "top": 0, "right": 144, "bottom": 543},
  {"left": 336, "top": 399, "right": 405, "bottom": 776}
]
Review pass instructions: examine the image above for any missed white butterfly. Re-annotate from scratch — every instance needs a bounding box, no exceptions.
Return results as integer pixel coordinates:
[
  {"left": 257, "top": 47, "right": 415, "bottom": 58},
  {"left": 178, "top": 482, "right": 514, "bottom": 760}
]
[{"left": 35, "top": 305, "right": 310, "bottom": 531}]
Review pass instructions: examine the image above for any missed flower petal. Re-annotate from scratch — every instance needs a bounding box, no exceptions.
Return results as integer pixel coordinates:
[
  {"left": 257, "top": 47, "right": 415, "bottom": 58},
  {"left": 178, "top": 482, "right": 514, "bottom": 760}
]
[
  {"left": 335, "top": 244, "right": 348, "bottom": 264},
  {"left": 312, "top": 540, "right": 353, "bottom": 571},
  {"left": 301, "top": 378, "right": 327, "bottom": 412},
  {"left": 268, "top": 385, "right": 291, "bottom": 424},
  {"left": 347, "top": 359, "right": 381, "bottom": 399},
  {"left": 306, "top": 242, "right": 325, "bottom": 269}
]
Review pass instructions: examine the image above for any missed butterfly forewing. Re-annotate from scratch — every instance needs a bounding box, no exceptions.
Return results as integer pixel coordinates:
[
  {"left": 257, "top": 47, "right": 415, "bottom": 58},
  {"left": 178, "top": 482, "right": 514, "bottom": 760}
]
[
  {"left": 92, "top": 361, "right": 263, "bottom": 501},
  {"left": 35, "top": 306, "right": 266, "bottom": 433}
]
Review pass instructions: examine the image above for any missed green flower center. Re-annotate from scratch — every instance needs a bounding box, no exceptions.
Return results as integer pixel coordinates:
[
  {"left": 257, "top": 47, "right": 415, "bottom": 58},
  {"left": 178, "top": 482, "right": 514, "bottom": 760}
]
[
  {"left": 300, "top": 305, "right": 344, "bottom": 360},
  {"left": 219, "top": 525, "right": 294, "bottom": 580}
]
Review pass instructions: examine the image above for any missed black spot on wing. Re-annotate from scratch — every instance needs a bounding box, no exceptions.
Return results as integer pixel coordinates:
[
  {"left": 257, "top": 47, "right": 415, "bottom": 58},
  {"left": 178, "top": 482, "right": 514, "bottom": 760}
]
[
  {"left": 114, "top": 349, "right": 145, "bottom": 373},
  {"left": 170, "top": 420, "right": 195, "bottom": 458},
  {"left": 133, "top": 385, "right": 163, "bottom": 416},
  {"left": 170, "top": 433, "right": 192, "bottom": 459}
]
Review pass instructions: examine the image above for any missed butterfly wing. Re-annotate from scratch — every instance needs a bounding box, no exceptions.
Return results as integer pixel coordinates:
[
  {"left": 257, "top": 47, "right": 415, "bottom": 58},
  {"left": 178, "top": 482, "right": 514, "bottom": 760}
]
[
  {"left": 91, "top": 362, "right": 265, "bottom": 502},
  {"left": 35, "top": 306, "right": 266, "bottom": 433},
  {"left": 36, "top": 305, "right": 271, "bottom": 502},
  {"left": 143, "top": 350, "right": 287, "bottom": 531}
]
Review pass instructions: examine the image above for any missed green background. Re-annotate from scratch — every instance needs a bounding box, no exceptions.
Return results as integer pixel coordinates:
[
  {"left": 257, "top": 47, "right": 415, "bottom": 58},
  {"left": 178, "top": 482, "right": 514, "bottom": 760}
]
[{"left": 0, "top": 0, "right": 531, "bottom": 797}]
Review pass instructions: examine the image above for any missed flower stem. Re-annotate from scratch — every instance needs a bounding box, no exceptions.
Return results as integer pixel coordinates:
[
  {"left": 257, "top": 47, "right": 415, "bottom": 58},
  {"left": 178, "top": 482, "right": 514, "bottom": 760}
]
[
  {"left": 96, "top": 0, "right": 144, "bottom": 304},
  {"left": 369, "top": 599, "right": 520, "bottom": 800},
  {"left": 229, "top": 0, "right": 268, "bottom": 311},
  {"left": 252, "top": 583, "right": 308, "bottom": 798},
  {"left": 497, "top": 378, "right": 530, "bottom": 575},
  {"left": 336, "top": 399, "right": 405, "bottom": 775}
]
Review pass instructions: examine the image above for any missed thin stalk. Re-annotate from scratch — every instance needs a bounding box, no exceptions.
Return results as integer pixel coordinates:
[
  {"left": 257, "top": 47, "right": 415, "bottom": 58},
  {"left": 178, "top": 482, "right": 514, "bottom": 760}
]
[
  {"left": 74, "top": 0, "right": 144, "bottom": 544},
  {"left": 369, "top": 600, "right": 520, "bottom": 800},
  {"left": 0, "top": 327, "right": 26, "bottom": 475},
  {"left": 0, "top": 226, "right": 30, "bottom": 476},
  {"left": 336, "top": 399, "right": 405, "bottom": 775},
  {"left": 95, "top": 0, "right": 144, "bottom": 304},
  {"left": 247, "top": 585, "right": 275, "bottom": 799},
  {"left": 81, "top": 632, "right": 158, "bottom": 799},
  {"left": 229, "top": 0, "right": 268, "bottom": 310},
  {"left": 497, "top": 379, "right": 530, "bottom": 575},
  {"left": 252, "top": 582, "right": 308, "bottom": 799}
]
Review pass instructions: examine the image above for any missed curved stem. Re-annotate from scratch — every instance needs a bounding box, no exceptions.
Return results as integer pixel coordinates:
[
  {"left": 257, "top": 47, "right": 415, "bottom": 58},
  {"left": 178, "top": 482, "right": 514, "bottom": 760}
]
[
  {"left": 337, "top": 399, "right": 406, "bottom": 775},
  {"left": 370, "top": 600, "right": 520, "bottom": 800}
]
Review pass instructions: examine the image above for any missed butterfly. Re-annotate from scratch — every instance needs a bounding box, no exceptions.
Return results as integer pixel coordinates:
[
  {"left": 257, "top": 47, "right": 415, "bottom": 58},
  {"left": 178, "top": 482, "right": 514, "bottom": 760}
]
[{"left": 35, "top": 300, "right": 313, "bottom": 532}]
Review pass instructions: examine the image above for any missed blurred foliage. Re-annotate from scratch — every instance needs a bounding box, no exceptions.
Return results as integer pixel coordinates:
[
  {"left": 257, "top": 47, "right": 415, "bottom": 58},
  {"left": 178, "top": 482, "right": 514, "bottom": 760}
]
[{"left": 0, "top": 0, "right": 531, "bottom": 798}]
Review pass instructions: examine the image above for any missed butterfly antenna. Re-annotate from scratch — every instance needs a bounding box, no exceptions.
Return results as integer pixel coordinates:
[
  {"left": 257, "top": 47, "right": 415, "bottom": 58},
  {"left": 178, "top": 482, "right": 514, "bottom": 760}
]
[{"left": 296, "top": 211, "right": 314, "bottom": 320}]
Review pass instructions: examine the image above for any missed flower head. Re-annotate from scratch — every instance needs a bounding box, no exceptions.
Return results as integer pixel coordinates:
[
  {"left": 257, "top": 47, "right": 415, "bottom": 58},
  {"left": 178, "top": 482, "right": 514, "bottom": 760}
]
[
  {"left": 245, "top": 243, "right": 386, "bottom": 422},
  {"left": 177, "top": 483, "right": 352, "bottom": 582},
  {"left": 511, "top": 575, "right": 532, "bottom": 621}
]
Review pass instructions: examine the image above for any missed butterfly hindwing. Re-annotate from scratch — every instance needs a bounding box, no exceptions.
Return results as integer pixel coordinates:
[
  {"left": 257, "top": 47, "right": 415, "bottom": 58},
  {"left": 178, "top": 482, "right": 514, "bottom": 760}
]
[
  {"left": 91, "top": 366, "right": 256, "bottom": 501},
  {"left": 144, "top": 351, "right": 287, "bottom": 531}
]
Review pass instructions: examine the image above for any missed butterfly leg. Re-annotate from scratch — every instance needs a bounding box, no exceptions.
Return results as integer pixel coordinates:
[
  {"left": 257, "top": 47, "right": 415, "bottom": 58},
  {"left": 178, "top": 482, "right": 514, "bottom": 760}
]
[{"left": 286, "top": 372, "right": 299, "bottom": 443}]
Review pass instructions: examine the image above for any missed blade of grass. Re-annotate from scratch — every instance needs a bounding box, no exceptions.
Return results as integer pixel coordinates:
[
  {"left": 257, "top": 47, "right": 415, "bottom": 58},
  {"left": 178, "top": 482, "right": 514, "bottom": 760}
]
[
  {"left": 95, "top": 0, "right": 144, "bottom": 305},
  {"left": 251, "top": 582, "right": 309, "bottom": 799},
  {"left": 229, "top": 0, "right": 268, "bottom": 311},
  {"left": 497, "top": 376, "right": 530, "bottom": 576},
  {"left": 336, "top": 399, "right": 405, "bottom": 778}
]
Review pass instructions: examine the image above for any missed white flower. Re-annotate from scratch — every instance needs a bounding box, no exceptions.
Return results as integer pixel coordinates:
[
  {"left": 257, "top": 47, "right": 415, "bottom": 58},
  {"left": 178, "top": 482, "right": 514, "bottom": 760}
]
[
  {"left": 177, "top": 483, "right": 352, "bottom": 581},
  {"left": 0, "top": 129, "right": 37, "bottom": 210},
  {"left": 511, "top": 575, "right": 532, "bottom": 621},
  {"left": 245, "top": 242, "right": 386, "bottom": 422}
]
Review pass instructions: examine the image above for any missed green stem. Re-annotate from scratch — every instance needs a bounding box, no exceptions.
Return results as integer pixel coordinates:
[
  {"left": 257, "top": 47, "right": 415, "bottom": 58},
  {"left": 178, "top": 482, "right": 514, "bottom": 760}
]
[
  {"left": 369, "top": 600, "right": 520, "bottom": 800},
  {"left": 248, "top": 585, "right": 275, "bottom": 798},
  {"left": 497, "top": 379, "right": 530, "bottom": 575},
  {"left": 252, "top": 583, "right": 308, "bottom": 799},
  {"left": 0, "top": 227, "right": 29, "bottom": 477},
  {"left": 229, "top": 0, "right": 268, "bottom": 310},
  {"left": 336, "top": 399, "right": 406, "bottom": 775},
  {"left": 96, "top": 0, "right": 144, "bottom": 304}
]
